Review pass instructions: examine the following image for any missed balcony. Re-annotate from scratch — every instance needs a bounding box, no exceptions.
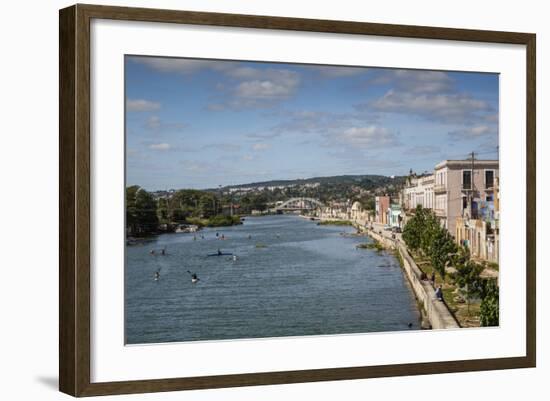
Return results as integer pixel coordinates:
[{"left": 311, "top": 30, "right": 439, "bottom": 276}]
[{"left": 434, "top": 184, "right": 446, "bottom": 193}]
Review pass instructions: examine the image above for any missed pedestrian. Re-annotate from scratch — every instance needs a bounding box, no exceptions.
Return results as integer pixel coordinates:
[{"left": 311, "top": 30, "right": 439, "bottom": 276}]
[{"left": 435, "top": 285, "right": 443, "bottom": 301}]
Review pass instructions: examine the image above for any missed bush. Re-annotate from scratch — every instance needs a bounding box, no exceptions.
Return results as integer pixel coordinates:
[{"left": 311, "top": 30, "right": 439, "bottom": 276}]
[
  {"left": 206, "top": 215, "right": 241, "bottom": 227},
  {"left": 480, "top": 279, "right": 499, "bottom": 326}
]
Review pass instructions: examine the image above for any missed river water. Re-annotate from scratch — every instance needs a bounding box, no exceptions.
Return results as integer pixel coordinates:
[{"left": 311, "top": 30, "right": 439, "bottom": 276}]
[{"left": 125, "top": 215, "right": 420, "bottom": 344}]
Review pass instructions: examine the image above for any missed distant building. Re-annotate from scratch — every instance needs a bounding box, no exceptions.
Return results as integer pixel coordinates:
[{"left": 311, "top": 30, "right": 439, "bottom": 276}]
[
  {"left": 386, "top": 204, "right": 402, "bottom": 228},
  {"left": 350, "top": 201, "right": 364, "bottom": 221},
  {"left": 375, "top": 196, "right": 390, "bottom": 224},
  {"left": 403, "top": 173, "right": 435, "bottom": 211}
]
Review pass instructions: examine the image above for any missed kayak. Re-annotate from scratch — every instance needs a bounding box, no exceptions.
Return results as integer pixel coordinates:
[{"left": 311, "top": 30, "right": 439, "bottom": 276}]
[{"left": 207, "top": 252, "right": 233, "bottom": 257}]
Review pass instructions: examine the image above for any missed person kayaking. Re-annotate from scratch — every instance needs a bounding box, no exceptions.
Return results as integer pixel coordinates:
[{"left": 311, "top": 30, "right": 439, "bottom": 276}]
[
  {"left": 161, "top": 247, "right": 166, "bottom": 255},
  {"left": 187, "top": 270, "right": 199, "bottom": 283},
  {"left": 232, "top": 255, "right": 238, "bottom": 262},
  {"left": 216, "top": 232, "right": 219, "bottom": 237},
  {"left": 149, "top": 249, "right": 155, "bottom": 255},
  {"left": 221, "top": 234, "right": 225, "bottom": 240},
  {"left": 154, "top": 271, "right": 160, "bottom": 280},
  {"left": 248, "top": 234, "right": 252, "bottom": 240},
  {"left": 217, "top": 248, "right": 222, "bottom": 256}
]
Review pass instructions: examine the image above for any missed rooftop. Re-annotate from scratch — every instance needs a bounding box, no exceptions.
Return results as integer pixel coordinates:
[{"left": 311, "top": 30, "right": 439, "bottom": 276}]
[{"left": 435, "top": 159, "right": 499, "bottom": 170}]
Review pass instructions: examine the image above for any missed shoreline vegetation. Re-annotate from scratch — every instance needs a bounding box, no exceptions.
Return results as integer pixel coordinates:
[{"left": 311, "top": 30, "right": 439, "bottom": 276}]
[
  {"left": 126, "top": 185, "right": 249, "bottom": 238},
  {"left": 317, "top": 219, "right": 354, "bottom": 226},
  {"left": 356, "top": 241, "right": 385, "bottom": 252}
]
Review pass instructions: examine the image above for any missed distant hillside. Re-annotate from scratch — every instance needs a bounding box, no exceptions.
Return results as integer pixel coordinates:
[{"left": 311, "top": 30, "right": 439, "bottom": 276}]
[{"left": 207, "top": 174, "right": 405, "bottom": 191}]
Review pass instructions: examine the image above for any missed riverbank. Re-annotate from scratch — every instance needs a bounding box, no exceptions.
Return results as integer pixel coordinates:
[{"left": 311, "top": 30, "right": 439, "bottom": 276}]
[
  {"left": 319, "top": 216, "right": 459, "bottom": 330},
  {"left": 317, "top": 219, "right": 353, "bottom": 226},
  {"left": 186, "top": 215, "right": 242, "bottom": 228},
  {"left": 364, "top": 226, "right": 459, "bottom": 329}
]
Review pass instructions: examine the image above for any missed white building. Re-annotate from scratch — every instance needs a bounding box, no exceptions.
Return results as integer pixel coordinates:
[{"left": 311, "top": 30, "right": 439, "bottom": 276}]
[{"left": 403, "top": 173, "right": 435, "bottom": 211}]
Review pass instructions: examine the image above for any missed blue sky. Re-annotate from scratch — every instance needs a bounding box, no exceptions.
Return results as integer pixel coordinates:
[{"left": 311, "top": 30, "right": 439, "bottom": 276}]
[{"left": 125, "top": 56, "right": 499, "bottom": 190}]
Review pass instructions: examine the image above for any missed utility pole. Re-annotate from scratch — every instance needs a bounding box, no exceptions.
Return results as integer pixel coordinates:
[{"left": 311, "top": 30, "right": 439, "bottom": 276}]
[{"left": 467, "top": 151, "right": 475, "bottom": 219}]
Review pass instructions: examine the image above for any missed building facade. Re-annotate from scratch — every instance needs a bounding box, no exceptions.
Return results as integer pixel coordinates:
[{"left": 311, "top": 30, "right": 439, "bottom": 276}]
[
  {"left": 433, "top": 159, "right": 499, "bottom": 236},
  {"left": 375, "top": 196, "right": 390, "bottom": 224},
  {"left": 386, "top": 204, "right": 403, "bottom": 228},
  {"left": 403, "top": 173, "right": 435, "bottom": 211}
]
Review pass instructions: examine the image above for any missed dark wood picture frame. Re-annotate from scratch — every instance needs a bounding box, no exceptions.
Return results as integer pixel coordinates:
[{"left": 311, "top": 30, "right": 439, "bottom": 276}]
[{"left": 59, "top": 3, "right": 536, "bottom": 397}]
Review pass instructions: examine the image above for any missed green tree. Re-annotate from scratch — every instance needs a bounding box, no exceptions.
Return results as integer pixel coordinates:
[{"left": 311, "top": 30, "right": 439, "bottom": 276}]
[
  {"left": 452, "top": 246, "right": 484, "bottom": 314},
  {"left": 134, "top": 188, "right": 159, "bottom": 234},
  {"left": 126, "top": 185, "right": 140, "bottom": 234},
  {"left": 402, "top": 205, "right": 427, "bottom": 252},
  {"left": 420, "top": 211, "right": 440, "bottom": 256},
  {"left": 126, "top": 186, "right": 158, "bottom": 235},
  {"left": 429, "top": 226, "right": 457, "bottom": 279},
  {"left": 480, "top": 279, "right": 499, "bottom": 326},
  {"left": 157, "top": 197, "right": 169, "bottom": 223}
]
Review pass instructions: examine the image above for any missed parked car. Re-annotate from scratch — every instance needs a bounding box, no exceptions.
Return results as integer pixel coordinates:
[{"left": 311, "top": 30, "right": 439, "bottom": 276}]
[{"left": 391, "top": 226, "right": 402, "bottom": 233}]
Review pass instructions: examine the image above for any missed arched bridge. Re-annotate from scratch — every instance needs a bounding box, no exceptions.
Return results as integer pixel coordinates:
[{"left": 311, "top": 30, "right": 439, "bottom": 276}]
[{"left": 275, "top": 197, "right": 325, "bottom": 211}]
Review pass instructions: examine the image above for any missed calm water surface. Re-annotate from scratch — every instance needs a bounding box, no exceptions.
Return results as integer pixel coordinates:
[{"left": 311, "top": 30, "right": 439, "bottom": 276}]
[{"left": 125, "top": 215, "right": 420, "bottom": 344}]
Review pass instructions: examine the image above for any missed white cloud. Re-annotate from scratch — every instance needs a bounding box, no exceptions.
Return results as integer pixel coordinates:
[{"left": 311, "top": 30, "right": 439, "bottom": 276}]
[
  {"left": 371, "top": 70, "right": 454, "bottom": 94},
  {"left": 144, "top": 115, "right": 185, "bottom": 132},
  {"left": 130, "top": 57, "right": 231, "bottom": 75},
  {"left": 149, "top": 143, "right": 171, "bottom": 151},
  {"left": 335, "top": 126, "right": 399, "bottom": 148},
  {"left": 448, "top": 124, "right": 496, "bottom": 140},
  {"left": 236, "top": 79, "right": 295, "bottom": 99},
  {"left": 367, "top": 90, "right": 492, "bottom": 123},
  {"left": 131, "top": 56, "right": 302, "bottom": 110},
  {"left": 127, "top": 98, "right": 161, "bottom": 112},
  {"left": 222, "top": 69, "right": 300, "bottom": 109},
  {"left": 252, "top": 143, "right": 271, "bottom": 151}
]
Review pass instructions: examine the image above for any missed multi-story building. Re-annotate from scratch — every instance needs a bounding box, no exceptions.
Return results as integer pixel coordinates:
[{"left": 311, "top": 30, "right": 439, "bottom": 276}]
[
  {"left": 375, "top": 196, "right": 390, "bottom": 224},
  {"left": 403, "top": 173, "right": 435, "bottom": 211},
  {"left": 455, "top": 174, "right": 499, "bottom": 262},
  {"left": 433, "top": 159, "right": 499, "bottom": 236}
]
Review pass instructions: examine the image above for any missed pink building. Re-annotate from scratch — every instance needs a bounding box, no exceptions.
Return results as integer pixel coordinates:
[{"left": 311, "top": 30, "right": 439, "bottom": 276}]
[
  {"left": 433, "top": 159, "right": 499, "bottom": 236},
  {"left": 375, "top": 196, "right": 390, "bottom": 224}
]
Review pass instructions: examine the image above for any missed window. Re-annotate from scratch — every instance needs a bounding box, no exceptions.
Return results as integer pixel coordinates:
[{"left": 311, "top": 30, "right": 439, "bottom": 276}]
[
  {"left": 485, "top": 170, "right": 494, "bottom": 189},
  {"left": 462, "top": 170, "right": 472, "bottom": 190}
]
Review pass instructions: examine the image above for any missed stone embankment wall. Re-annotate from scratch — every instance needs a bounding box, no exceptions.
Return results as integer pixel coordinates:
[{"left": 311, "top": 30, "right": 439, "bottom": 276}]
[{"left": 357, "top": 224, "right": 460, "bottom": 330}]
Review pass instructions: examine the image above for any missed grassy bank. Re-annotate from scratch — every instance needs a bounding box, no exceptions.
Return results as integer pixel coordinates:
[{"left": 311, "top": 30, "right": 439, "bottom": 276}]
[
  {"left": 318, "top": 219, "right": 353, "bottom": 226},
  {"left": 186, "top": 215, "right": 242, "bottom": 228},
  {"left": 356, "top": 241, "right": 385, "bottom": 251}
]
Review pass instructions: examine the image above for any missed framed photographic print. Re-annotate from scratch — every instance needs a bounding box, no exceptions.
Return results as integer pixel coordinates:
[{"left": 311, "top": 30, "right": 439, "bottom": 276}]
[{"left": 59, "top": 4, "right": 536, "bottom": 397}]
